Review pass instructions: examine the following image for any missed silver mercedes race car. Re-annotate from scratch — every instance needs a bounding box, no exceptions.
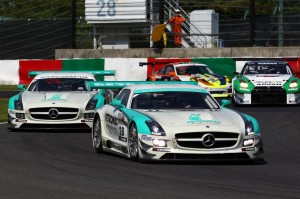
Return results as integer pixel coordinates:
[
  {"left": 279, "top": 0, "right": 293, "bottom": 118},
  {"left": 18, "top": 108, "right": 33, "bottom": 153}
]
[
  {"left": 91, "top": 81, "right": 264, "bottom": 162},
  {"left": 7, "top": 70, "right": 115, "bottom": 130}
]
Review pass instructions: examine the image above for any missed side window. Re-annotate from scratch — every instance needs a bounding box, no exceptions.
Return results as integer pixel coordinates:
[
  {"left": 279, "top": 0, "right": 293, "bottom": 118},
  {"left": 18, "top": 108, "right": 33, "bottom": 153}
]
[
  {"left": 117, "top": 89, "right": 131, "bottom": 106},
  {"left": 164, "top": 66, "right": 175, "bottom": 75},
  {"left": 157, "top": 67, "right": 166, "bottom": 75}
]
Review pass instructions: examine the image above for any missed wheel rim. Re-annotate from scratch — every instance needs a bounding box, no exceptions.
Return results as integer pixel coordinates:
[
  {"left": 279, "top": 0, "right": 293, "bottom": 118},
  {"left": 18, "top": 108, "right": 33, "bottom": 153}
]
[
  {"left": 93, "top": 118, "right": 101, "bottom": 148},
  {"left": 129, "top": 124, "right": 138, "bottom": 158}
]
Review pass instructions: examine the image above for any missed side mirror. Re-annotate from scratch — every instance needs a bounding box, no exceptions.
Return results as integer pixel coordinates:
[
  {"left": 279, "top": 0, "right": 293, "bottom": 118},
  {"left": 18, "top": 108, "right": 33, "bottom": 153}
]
[
  {"left": 17, "top": 84, "right": 26, "bottom": 91},
  {"left": 221, "top": 99, "right": 232, "bottom": 107},
  {"left": 111, "top": 99, "right": 125, "bottom": 108}
]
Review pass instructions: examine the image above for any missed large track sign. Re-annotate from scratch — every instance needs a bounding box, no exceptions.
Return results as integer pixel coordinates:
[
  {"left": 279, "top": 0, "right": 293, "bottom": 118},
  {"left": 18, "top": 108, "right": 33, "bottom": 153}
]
[{"left": 85, "top": 0, "right": 147, "bottom": 23}]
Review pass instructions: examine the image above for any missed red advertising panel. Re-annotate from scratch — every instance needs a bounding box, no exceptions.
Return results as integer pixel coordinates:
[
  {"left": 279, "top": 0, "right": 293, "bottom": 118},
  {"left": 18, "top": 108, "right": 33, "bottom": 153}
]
[{"left": 19, "top": 60, "right": 62, "bottom": 85}]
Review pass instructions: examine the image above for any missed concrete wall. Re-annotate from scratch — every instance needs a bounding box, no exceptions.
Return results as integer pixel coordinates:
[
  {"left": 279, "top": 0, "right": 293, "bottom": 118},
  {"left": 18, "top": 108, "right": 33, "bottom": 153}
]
[{"left": 56, "top": 47, "right": 300, "bottom": 59}]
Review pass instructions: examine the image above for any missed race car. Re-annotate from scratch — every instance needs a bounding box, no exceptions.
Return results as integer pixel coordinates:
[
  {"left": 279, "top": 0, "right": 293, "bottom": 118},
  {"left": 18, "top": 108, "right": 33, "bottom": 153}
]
[
  {"left": 7, "top": 70, "right": 115, "bottom": 130},
  {"left": 232, "top": 60, "right": 300, "bottom": 105},
  {"left": 145, "top": 62, "right": 232, "bottom": 98},
  {"left": 91, "top": 81, "right": 263, "bottom": 162}
]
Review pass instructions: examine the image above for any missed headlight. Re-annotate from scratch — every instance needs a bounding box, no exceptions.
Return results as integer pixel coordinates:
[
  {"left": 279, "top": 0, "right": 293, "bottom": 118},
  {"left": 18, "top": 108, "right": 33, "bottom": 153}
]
[
  {"left": 225, "top": 76, "right": 232, "bottom": 83},
  {"left": 289, "top": 80, "right": 298, "bottom": 88},
  {"left": 245, "top": 120, "right": 254, "bottom": 136},
  {"left": 145, "top": 120, "right": 166, "bottom": 136},
  {"left": 14, "top": 95, "right": 23, "bottom": 110},
  {"left": 85, "top": 98, "right": 98, "bottom": 110},
  {"left": 240, "top": 80, "right": 248, "bottom": 88}
]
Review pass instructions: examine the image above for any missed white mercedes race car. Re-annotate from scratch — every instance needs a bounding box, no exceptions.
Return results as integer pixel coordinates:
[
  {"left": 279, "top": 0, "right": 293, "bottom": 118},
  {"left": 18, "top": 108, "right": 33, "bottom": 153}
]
[
  {"left": 91, "top": 81, "right": 263, "bottom": 162},
  {"left": 232, "top": 60, "right": 300, "bottom": 105},
  {"left": 7, "top": 70, "right": 115, "bottom": 130}
]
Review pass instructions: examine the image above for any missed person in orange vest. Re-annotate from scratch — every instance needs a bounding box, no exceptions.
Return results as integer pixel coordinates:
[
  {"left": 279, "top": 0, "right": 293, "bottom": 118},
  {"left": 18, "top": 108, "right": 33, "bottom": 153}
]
[{"left": 166, "top": 9, "right": 186, "bottom": 48}]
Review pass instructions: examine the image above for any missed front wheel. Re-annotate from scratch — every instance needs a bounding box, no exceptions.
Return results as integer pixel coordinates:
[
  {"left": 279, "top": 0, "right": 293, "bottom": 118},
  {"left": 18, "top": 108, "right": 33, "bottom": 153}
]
[
  {"left": 92, "top": 116, "right": 103, "bottom": 153},
  {"left": 128, "top": 123, "right": 141, "bottom": 161}
]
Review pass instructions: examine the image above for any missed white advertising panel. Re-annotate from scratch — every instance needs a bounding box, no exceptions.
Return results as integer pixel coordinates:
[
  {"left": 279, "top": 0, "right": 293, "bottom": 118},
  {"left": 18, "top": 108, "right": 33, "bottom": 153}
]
[
  {"left": 85, "top": 0, "right": 147, "bottom": 23},
  {"left": 0, "top": 60, "right": 19, "bottom": 85}
]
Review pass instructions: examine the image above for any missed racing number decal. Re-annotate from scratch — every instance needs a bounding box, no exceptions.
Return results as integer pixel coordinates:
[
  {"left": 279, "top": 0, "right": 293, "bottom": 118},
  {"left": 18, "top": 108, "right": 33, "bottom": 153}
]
[
  {"left": 118, "top": 124, "right": 128, "bottom": 142},
  {"left": 97, "top": 0, "right": 116, "bottom": 17}
]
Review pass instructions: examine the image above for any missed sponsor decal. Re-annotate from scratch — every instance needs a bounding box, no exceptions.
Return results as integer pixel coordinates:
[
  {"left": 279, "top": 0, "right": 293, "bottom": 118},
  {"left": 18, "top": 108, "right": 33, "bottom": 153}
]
[
  {"left": 153, "top": 148, "right": 171, "bottom": 152},
  {"left": 135, "top": 88, "right": 202, "bottom": 93},
  {"left": 15, "top": 119, "right": 27, "bottom": 123},
  {"left": 239, "top": 88, "right": 251, "bottom": 91},
  {"left": 141, "top": 135, "right": 152, "bottom": 141},
  {"left": 119, "top": 136, "right": 127, "bottom": 142},
  {"left": 242, "top": 147, "right": 255, "bottom": 151},
  {"left": 105, "top": 113, "right": 117, "bottom": 125},
  {"left": 40, "top": 75, "right": 89, "bottom": 79},
  {"left": 42, "top": 94, "right": 68, "bottom": 102},
  {"left": 187, "top": 114, "right": 221, "bottom": 124},
  {"left": 288, "top": 88, "right": 298, "bottom": 91}
]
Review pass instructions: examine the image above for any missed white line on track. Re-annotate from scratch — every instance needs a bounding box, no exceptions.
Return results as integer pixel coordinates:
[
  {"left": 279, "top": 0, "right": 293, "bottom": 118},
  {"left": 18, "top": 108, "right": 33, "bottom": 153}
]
[{"left": 0, "top": 122, "right": 7, "bottom": 124}]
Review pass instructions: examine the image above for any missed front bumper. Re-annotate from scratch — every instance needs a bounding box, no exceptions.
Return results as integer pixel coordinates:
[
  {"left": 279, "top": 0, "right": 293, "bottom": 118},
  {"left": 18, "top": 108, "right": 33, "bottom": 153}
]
[
  {"left": 233, "top": 89, "right": 300, "bottom": 105},
  {"left": 138, "top": 133, "right": 263, "bottom": 161},
  {"left": 8, "top": 109, "right": 93, "bottom": 130}
]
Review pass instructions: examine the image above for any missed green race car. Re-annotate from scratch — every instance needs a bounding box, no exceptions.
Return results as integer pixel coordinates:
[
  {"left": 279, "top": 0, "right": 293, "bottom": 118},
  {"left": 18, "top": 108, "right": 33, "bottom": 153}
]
[{"left": 232, "top": 60, "right": 300, "bottom": 105}]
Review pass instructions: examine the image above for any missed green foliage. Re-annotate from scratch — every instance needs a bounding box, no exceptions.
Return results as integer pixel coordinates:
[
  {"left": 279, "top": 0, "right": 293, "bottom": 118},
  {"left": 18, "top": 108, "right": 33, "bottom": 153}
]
[
  {"left": 0, "top": 0, "right": 72, "bottom": 19},
  {"left": 0, "top": 98, "right": 8, "bottom": 122}
]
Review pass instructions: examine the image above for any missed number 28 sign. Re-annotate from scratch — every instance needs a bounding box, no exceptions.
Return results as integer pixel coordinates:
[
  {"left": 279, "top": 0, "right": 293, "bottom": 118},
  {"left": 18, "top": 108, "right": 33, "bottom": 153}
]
[{"left": 85, "top": 0, "right": 147, "bottom": 23}]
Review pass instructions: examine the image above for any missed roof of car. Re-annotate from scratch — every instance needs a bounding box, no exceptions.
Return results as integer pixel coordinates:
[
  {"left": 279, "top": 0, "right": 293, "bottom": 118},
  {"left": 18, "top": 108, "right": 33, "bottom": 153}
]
[
  {"left": 246, "top": 60, "right": 288, "bottom": 65},
  {"left": 172, "top": 62, "right": 208, "bottom": 67},
  {"left": 124, "top": 83, "right": 208, "bottom": 93},
  {"left": 33, "top": 72, "right": 96, "bottom": 80}
]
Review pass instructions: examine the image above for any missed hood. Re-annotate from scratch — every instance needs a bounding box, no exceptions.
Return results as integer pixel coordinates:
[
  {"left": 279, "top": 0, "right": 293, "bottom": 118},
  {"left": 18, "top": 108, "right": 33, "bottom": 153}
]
[
  {"left": 140, "top": 109, "right": 240, "bottom": 127},
  {"left": 22, "top": 91, "right": 95, "bottom": 105},
  {"left": 244, "top": 74, "right": 291, "bottom": 86},
  {"left": 179, "top": 74, "right": 226, "bottom": 86}
]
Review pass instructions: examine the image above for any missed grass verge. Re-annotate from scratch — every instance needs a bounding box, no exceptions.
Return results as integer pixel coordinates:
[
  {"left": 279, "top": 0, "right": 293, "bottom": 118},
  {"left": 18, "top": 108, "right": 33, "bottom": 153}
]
[
  {"left": 0, "top": 98, "right": 8, "bottom": 122},
  {"left": 0, "top": 85, "right": 18, "bottom": 91}
]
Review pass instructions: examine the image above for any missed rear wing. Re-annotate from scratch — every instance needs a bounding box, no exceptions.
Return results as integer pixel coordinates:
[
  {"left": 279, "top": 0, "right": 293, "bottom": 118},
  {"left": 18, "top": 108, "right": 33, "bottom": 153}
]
[
  {"left": 28, "top": 70, "right": 115, "bottom": 77},
  {"left": 88, "top": 81, "right": 198, "bottom": 91}
]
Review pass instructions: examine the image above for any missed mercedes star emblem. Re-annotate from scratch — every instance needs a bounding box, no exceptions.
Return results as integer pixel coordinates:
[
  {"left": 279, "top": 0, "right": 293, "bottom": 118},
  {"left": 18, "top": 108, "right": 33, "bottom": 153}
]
[
  {"left": 202, "top": 133, "right": 215, "bottom": 147},
  {"left": 48, "top": 108, "right": 59, "bottom": 119}
]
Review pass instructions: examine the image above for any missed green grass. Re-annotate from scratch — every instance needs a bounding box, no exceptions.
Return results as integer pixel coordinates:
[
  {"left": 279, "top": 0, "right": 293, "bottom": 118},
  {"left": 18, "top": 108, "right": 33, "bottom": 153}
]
[
  {"left": 0, "top": 98, "right": 8, "bottom": 122},
  {"left": 0, "top": 85, "right": 18, "bottom": 91}
]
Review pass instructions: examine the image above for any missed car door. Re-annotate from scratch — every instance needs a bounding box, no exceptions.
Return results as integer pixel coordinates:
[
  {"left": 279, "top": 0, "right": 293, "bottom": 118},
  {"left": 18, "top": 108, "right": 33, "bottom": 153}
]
[{"left": 104, "top": 89, "right": 130, "bottom": 150}]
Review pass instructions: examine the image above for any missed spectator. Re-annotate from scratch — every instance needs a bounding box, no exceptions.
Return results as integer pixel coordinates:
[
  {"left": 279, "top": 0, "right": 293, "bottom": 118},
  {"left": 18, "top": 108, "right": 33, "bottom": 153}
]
[{"left": 166, "top": 9, "right": 186, "bottom": 48}]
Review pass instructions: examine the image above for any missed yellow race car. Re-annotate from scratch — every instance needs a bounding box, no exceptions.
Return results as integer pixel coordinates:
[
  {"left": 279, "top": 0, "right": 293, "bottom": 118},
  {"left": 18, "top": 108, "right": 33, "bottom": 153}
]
[{"left": 146, "top": 62, "right": 231, "bottom": 97}]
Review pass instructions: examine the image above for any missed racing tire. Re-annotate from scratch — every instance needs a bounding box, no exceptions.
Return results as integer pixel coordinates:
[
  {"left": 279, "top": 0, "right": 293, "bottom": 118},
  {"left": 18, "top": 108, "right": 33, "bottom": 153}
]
[
  {"left": 128, "top": 123, "right": 141, "bottom": 162},
  {"left": 92, "top": 116, "right": 103, "bottom": 153}
]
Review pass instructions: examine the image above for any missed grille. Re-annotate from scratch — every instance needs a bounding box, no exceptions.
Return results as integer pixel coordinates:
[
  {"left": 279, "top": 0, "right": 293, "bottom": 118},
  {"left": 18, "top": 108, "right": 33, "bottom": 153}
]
[
  {"left": 210, "top": 90, "right": 227, "bottom": 94},
  {"left": 29, "top": 107, "right": 79, "bottom": 120},
  {"left": 175, "top": 132, "right": 239, "bottom": 149},
  {"left": 251, "top": 86, "right": 286, "bottom": 104}
]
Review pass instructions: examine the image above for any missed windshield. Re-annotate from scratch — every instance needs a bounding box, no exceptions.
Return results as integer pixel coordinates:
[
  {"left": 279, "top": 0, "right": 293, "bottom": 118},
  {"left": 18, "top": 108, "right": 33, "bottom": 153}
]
[
  {"left": 176, "top": 65, "right": 214, "bottom": 75},
  {"left": 131, "top": 91, "right": 219, "bottom": 109},
  {"left": 28, "top": 78, "right": 94, "bottom": 92},
  {"left": 243, "top": 63, "right": 290, "bottom": 75}
]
